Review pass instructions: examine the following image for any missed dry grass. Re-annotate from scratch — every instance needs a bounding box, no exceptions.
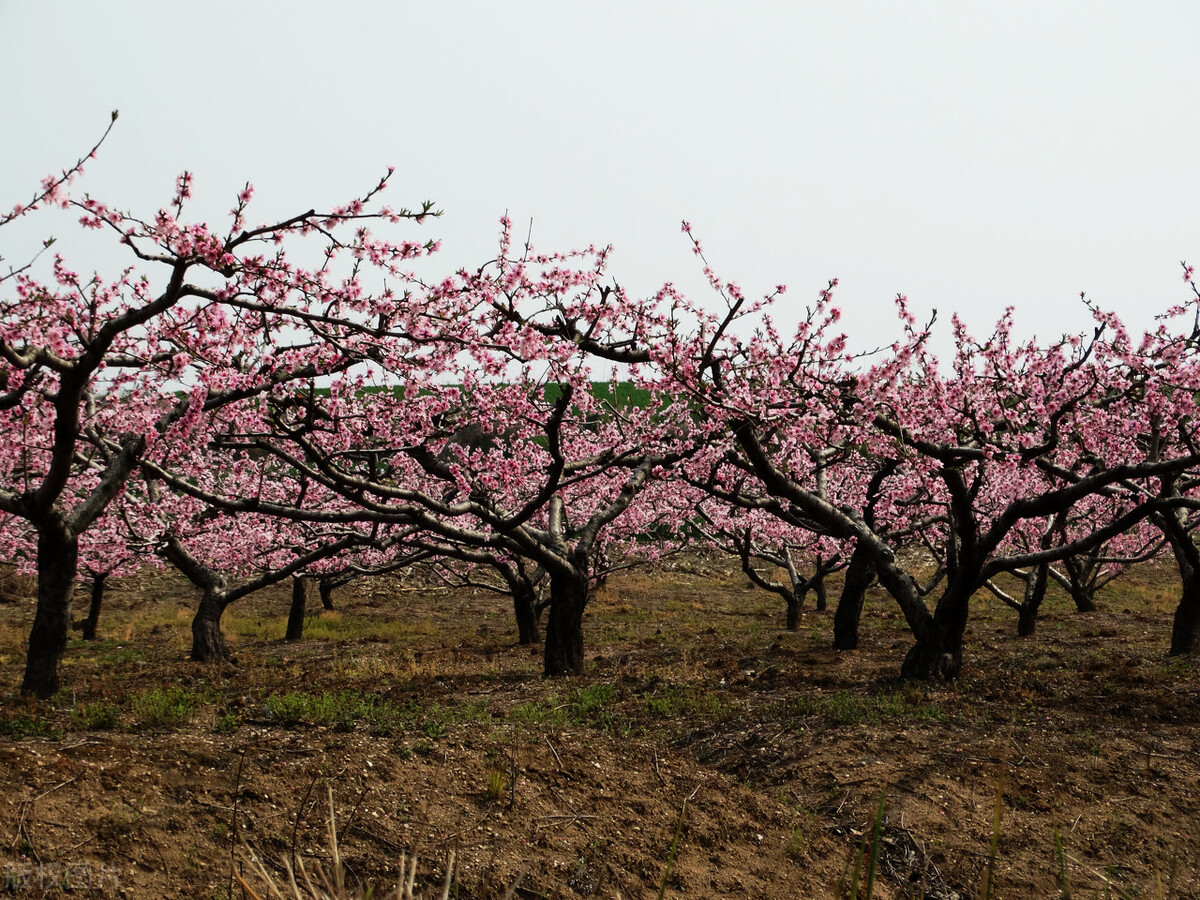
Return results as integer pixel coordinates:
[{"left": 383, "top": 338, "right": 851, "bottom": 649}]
[{"left": 238, "top": 790, "right": 462, "bottom": 900}]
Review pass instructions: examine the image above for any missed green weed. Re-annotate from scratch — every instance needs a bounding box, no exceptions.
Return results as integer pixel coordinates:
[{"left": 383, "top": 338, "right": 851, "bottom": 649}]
[
  {"left": 130, "top": 686, "right": 203, "bottom": 728},
  {"left": 228, "top": 612, "right": 432, "bottom": 644},
  {"left": 507, "top": 682, "right": 629, "bottom": 735},
  {"left": 71, "top": 700, "right": 120, "bottom": 731},
  {"left": 265, "top": 690, "right": 392, "bottom": 730},
  {"left": 0, "top": 715, "right": 59, "bottom": 740},
  {"left": 260, "top": 689, "right": 490, "bottom": 738},
  {"left": 838, "top": 784, "right": 888, "bottom": 899},
  {"left": 786, "top": 807, "right": 818, "bottom": 859},
  {"left": 643, "top": 684, "right": 738, "bottom": 722},
  {"left": 776, "top": 689, "right": 946, "bottom": 729},
  {"left": 656, "top": 796, "right": 690, "bottom": 900},
  {"left": 981, "top": 776, "right": 1004, "bottom": 900},
  {"left": 420, "top": 716, "right": 447, "bottom": 739},
  {"left": 1056, "top": 828, "right": 1072, "bottom": 899},
  {"left": 482, "top": 767, "right": 507, "bottom": 803}
]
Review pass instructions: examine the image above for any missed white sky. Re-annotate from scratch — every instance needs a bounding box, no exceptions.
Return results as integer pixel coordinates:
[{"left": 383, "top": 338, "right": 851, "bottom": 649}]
[{"left": 4, "top": 2, "right": 1199, "bottom": 357}]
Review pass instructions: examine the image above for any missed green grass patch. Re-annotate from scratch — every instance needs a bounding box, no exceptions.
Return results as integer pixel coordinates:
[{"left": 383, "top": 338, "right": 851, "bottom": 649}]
[
  {"left": 507, "top": 697, "right": 572, "bottom": 729},
  {"left": 260, "top": 690, "right": 490, "bottom": 736},
  {"left": 65, "top": 638, "right": 148, "bottom": 666},
  {"left": 130, "top": 686, "right": 205, "bottom": 728},
  {"left": 774, "top": 689, "right": 947, "bottom": 729},
  {"left": 68, "top": 686, "right": 206, "bottom": 733},
  {"left": 0, "top": 714, "right": 60, "bottom": 740},
  {"left": 643, "top": 683, "right": 739, "bottom": 723},
  {"left": 265, "top": 690, "right": 398, "bottom": 731},
  {"left": 545, "top": 381, "right": 653, "bottom": 410},
  {"left": 228, "top": 613, "right": 430, "bottom": 644},
  {"left": 507, "top": 682, "right": 631, "bottom": 736},
  {"left": 72, "top": 700, "right": 121, "bottom": 731}
]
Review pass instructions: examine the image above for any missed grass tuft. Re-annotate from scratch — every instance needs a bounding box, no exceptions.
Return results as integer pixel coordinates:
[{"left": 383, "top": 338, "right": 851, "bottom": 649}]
[{"left": 130, "top": 686, "right": 204, "bottom": 728}]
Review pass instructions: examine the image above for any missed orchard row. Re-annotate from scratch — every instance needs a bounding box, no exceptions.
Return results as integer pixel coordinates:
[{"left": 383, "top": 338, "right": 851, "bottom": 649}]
[{"left": 4, "top": 118, "right": 1200, "bottom": 698}]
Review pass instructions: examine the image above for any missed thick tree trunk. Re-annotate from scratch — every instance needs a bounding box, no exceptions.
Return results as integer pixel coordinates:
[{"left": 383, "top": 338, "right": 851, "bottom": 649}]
[
  {"left": 900, "top": 627, "right": 962, "bottom": 680},
  {"left": 1061, "top": 560, "right": 1099, "bottom": 612},
  {"left": 543, "top": 569, "right": 588, "bottom": 677},
  {"left": 191, "top": 588, "right": 231, "bottom": 662},
  {"left": 1015, "top": 603, "right": 1035, "bottom": 637},
  {"left": 785, "top": 593, "right": 802, "bottom": 631},
  {"left": 1016, "top": 604, "right": 1038, "bottom": 638},
  {"left": 513, "top": 580, "right": 541, "bottom": 645},
  {"left": 319, "top": 578, "right": 336, "bottom": 611},
  {"left": 1170, "top": 567, "right": 1200, "bottom": 655},
  {"left": 1017, "top": 563, "right": 1049, "bottom": 637},
  {"left": 833, "top": 545, "right": 875, "bottom": 650},
  {"left": 1058, "top": 549, "right": 1104, "bottom": 613},
  {"left": 901, "top": 585, "right": 971, "bottom": 680},
  {"left": 285, "top": 575, "right": 307, "bottom": 641},
  {"left": 1071, "top": 589, "right": 1097, "bottom": 613},
  {"left": 21, "top": 526, "right": 79, "bottom": 699},
  {"left": 813, "top": 567, "right": 828, "bottom": 613},
  {"left": 81, "top": 571, "right": 108, "bottom": 641},
  {"left": 1157, "top": 504, "right": 1200, "bottom": 656}
]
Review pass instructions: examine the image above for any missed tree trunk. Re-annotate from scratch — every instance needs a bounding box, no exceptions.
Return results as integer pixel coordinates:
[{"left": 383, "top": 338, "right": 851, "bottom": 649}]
[
  {"left": 319, "top": 578, "right": 336, "bottom": 611},
  {"left": 900, "top": 626, "right": 962, "bottom": 680},
  {"left": 1170, "top": 566, "right": 1200, "bottom": 655},
  {"left": 901, "top": 585, "right": 971, "bottom": 680},
  {"left": 81, "top": 571, "right": 108, "bottom": 641},
  {"left": 285, "top": 575, "right": 307, "bottom": 641},
  {"left": 1071, "top": 586, "right": 1097, "bottom": 613},
  {"left": 785, "top": 593, "right": 801, "bottom": 631},
  {"left": 191, "top": 588, "right": 231, "bottom": 662},
  {"left": 813, "top": 567, "right": 828, "bottom": 613},
  {"left": 513, "top": 580, "right": 541, "bottom": 645},
  {"left": 1157, "top": 503, "right": 1200, "bottom": 656},
  {"left": 1062, "top": 553, "right": 1100, "bottom": 612},
  {"left": 543, "top": 569, "right": 588, "bottom": 676},
  {"left": 21, "top": 526, "right": 79, "bottom": 699},
  {"left": 1017, "top": 563, "right": 1048, "bottom": 637},
  {"left": 833, "top": 545, "right": 875, "bottom": 650}
]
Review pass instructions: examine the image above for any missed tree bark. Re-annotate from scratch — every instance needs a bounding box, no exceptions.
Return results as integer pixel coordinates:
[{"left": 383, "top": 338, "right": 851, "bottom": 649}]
[
  {"left": 1170, "top": 566, "right": 1200, "bottom": 655},
  {"left": 900, "top": 626, "right": 962, "bottom": 680},
  {"left": 543, "top": 569, "right": 588, "bottom": 676},
  {"left": 513, "top": 579, "right": 541, "bottom": 645},
  {"left": 1062, "top": 558, "right": 1099, "bottom": 612},
  {"left": 319, "top": 578, "right": 336, "bottom": 611},
  {"left": 813, "top": 566, "right": 828, "bottom": 613},
  {"left": 285, "top": 575, "right": 307, "bottom": 641},
  {"left": 21, "top": 526, "right": 79, "bottom": 698},
  {"left": 1071, "top": 587, "right": 1097, "bottom": 613},
  {"left": 191, "top": 588, "right": 232, "bottom": 662},
  {"left": 1017, "top": 563, "right": 1049, "bottom": 637},
  {"left": 785, "top": 593, "right": 802, "bottom": 631},
  {"left": 1156, "top": 500, "right": 1200, "bottom": 656},
  {"left": 81, "top": 570, "right": 108, "bottom": 641},
  {"left": 901, "top": 585, "right": 971, "bottom": 680},
  {"left": 833, "top": 545, "right": 875, "bottom": 650}
]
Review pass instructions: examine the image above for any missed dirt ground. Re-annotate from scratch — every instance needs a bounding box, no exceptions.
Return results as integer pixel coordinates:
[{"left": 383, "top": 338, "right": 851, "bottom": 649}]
[{"left": 0, "top": 554, "right": 1198, "bottom": 899}]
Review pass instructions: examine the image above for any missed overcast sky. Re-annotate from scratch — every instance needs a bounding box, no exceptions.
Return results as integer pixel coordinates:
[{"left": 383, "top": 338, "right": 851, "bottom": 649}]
[{"left": 4, "top": 2, "right": 1199, "bottom": 355}]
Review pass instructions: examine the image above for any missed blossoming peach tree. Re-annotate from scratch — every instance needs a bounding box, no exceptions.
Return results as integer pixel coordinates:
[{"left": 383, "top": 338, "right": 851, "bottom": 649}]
[
  {"left": 141, "top": 222, "right": 710, "bottom": 677},
  {"left": 7, "top": 122, "right": 1200, "bottom": 699},
  {"left": 0, "top": 114, "right": 439, "bottom": 697},
  {"left": 507, "top": 223, "right": 1200, "bottom": 678}
]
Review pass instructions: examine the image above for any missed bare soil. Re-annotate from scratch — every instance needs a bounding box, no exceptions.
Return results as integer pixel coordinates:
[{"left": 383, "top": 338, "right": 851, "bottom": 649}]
[{"left": 0, "top": 555, "right": 1198, "bottom": 899}]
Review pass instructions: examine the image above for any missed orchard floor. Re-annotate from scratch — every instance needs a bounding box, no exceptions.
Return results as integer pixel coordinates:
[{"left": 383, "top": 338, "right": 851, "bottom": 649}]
[{"left": 0, "top": 556, "right": 1198, "bottom": 899}]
